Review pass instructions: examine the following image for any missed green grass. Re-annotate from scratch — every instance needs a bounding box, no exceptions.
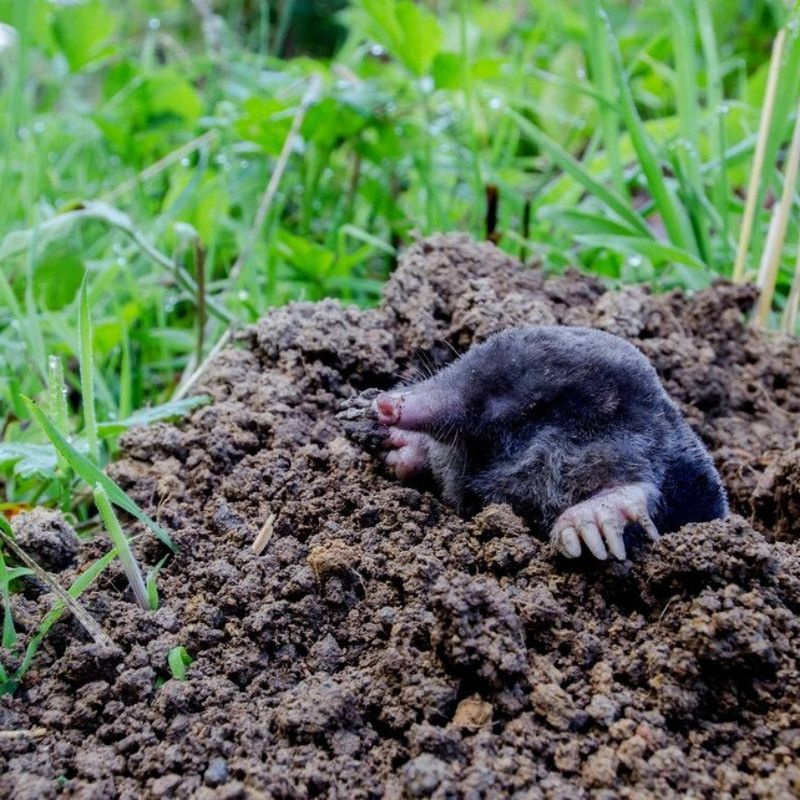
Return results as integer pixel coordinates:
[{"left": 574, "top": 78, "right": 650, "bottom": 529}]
[{"left": 2, "top": 0, "right": 800, "bottom": 685}]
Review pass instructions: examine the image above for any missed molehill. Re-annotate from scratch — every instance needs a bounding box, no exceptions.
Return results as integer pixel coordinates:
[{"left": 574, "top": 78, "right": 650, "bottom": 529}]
[{"left": 2, "top": 234, "right": 800, "bottom": 798}]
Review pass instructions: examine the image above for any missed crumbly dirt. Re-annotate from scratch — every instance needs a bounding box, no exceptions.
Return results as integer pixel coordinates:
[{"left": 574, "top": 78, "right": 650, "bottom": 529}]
[{"left": 2, "top": 234, "right": 800, "bottom": 799}]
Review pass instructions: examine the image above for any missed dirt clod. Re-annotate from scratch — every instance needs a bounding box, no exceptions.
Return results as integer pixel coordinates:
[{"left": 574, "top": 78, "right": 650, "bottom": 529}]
[
  {"left": 3, "top": 234, "right": 800, "bottom": 798},
  {"left": 11, "top": 508, "right": 79, "bottom": 572}
]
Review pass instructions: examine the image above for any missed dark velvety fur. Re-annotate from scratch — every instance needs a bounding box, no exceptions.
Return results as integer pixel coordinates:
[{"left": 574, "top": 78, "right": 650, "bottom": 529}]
[{"left": 403, "top": 326, "right": 727, "bottom": 533}]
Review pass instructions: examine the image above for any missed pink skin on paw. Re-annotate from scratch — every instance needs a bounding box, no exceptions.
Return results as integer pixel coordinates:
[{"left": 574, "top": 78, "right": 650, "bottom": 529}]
[
  {"left": 383, "top": 427, "right": 430, "bottom": 480},
  {"left": 550, "top": 482, "right": 659, "bottom": 562},
  {"left": 375, "top": 394, "right": 401, "bottom": 426}
]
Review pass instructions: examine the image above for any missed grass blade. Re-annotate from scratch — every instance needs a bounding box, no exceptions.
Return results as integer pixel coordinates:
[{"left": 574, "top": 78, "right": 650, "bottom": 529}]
[
  {"left": 78, "top": 274, "right": 99, "bottom": 462},
  {"left": 96, "top": 394, "right": 209, "bottom": 437},
  {"left": 23, "top": 221, "right": 47, "bottom": 384},
  {"left": 119, "top": 325, "right": 132, "bottom": 421},
  {"left": 696, "top": 0, "right": 730, "bottom": 260},
  {"left": 0, "top": 550, "right": 33, "bottom": 648},
  {"left": 583, "top": 0, "right": 624, "bottom": 195},
  {"left": 93, "top": 483, "right": 149, "bottom": 610},
  {"left": 47, "top": 355, "right": 69, "bottom": 473},
  {"left": 670, "top": 0, "right": 710, "bottom": 262},
  {"left": 22, "top": 397, "right": 177, "bottom": 551},
  {"left": 146, "top": 554, "right": 169, "bottom": 611}
]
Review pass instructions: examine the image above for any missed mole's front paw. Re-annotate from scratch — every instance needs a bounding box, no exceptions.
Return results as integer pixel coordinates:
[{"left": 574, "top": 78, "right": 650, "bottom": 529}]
[
  {"left": 382, "top": 428, "right": 430, "bottom": 480},
  {"left": 549, "top": 483, "right": 660, "bottom": 561},
  {"left": 336, "top": 388, "right": 386, "bottom": 452}
]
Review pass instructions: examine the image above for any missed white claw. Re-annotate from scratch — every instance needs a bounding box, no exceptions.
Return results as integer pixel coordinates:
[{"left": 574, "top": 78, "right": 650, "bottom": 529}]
[
  {"left": 558, "top": 526, "right": 582, "bottom": 558},
  {"left": 638, "top": 513, "right": 660, "bottom": 542},
  {"left": 579, "top": 521, "right": 608, "bottom": 560},
  {"left": 598, "top": 515, "right": 627, "bottom": 560}
]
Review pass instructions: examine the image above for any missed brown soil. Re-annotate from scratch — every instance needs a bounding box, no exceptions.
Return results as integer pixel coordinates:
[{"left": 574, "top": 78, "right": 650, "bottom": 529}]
[{"left": 2, "top": 234, "right": 800, "bottom": 799}]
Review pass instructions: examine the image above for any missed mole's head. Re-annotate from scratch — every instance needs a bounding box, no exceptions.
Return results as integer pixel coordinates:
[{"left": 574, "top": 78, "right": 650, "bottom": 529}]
[
  {"left": 373, "top": 325, "right": 643, "bottom": 453},
  {"left": 374, "top": 328, "right": 559, "bottom": 446}
]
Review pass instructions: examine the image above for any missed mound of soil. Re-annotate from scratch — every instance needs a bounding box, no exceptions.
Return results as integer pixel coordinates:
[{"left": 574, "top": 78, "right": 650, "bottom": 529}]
[{"left": 3, "top": 234, "right": 800, "bottom": 798}]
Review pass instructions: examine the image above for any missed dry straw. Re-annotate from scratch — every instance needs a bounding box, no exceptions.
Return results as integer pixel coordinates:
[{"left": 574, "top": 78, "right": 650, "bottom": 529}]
[
  {"left": 754, "top": 106, "right": 800, "bottom": 327},
  {"left": 733, "top": 29, "right": 786, "bottom": 285}
]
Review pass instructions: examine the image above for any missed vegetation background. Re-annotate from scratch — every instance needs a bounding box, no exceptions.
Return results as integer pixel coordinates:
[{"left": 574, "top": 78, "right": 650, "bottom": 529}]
[{"left": 1, "top": 0, "right": 799, "bottom": 520}]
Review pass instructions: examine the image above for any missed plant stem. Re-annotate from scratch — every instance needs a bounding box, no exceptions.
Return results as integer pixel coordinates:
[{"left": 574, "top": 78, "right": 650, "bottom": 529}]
[{"left": 732, "top": 28, "right": 786, "bottom": 284}]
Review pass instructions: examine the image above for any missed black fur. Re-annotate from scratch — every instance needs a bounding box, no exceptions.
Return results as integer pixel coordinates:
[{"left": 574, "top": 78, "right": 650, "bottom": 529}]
[{"left": 402, "top": 326, "right": 727, "bottom": 533}]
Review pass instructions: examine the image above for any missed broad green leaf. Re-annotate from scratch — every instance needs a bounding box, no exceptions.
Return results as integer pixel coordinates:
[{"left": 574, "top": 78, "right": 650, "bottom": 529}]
[
  {"left": 235, "top": 97, "right": 293, "bottom": 156},
  {"left": 0, "top": 442, "right": 58, "bottom": 480},
  {"left": 51, "top": 0, "right": 114, "bottom": 71},
  {"left": 276, "top": 230, "right": 336, "bottom": 279},
  {"left": 139, "top": 71, "right": 203, "bottom": 126},
  {"left": 357, "top": 0, "right": 442, "bottom": 76},
  {"left": 432, "top": 53, "right": 463, "bottom": 90},
  {"left": 394, "top": 0, "right": 442, "bottom": 76},
  {"left": 301, "top": 97, "right": 369, "bottom": 149},
  {"left": 32, "top": 249, "right": 85, "bottom": 311}
]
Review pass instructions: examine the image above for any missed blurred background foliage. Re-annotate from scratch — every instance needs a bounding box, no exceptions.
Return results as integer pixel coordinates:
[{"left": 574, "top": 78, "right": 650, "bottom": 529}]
[{"left": 0, "top": 0, "right": 799, "bottom": 511}]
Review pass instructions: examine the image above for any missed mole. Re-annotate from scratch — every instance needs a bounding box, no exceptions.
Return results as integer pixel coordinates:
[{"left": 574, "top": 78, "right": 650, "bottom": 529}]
[{"left": 341, "top": 325, "right": 727, "bottom": 561}]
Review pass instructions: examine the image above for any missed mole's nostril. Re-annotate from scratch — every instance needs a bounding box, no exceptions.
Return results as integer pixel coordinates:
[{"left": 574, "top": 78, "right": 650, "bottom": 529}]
[{"left": 375, "top": 394, "right": 400, "bottom": 424}]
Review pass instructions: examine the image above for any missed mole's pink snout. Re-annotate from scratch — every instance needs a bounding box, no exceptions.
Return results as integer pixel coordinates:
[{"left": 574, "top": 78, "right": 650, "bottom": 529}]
[{"left": 374, "top": 393, "right": 402, "bottom": 426}]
